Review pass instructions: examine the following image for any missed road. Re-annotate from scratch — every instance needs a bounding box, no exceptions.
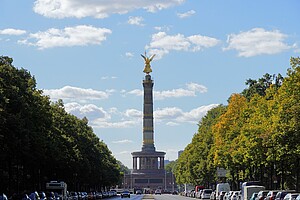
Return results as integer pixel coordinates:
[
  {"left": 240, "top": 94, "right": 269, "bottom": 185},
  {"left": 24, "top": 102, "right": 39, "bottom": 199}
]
[{"left": 110, "top": 194, "right": 193, "bottom": 200}]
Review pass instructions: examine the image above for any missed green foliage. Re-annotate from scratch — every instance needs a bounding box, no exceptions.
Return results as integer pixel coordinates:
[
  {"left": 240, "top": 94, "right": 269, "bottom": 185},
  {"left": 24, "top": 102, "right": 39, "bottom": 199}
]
[
  {"left": 175, "top": 105, "right": 226, "bottom": 186},
  {"left": 241, "top": 73, "right": 283, "bottom": 100},
  {"left": 176, "top": 57, "right": 300, "bottom": 191},
  {"left": 0, "top": 56, "right": 121, "bottom": 193},
  {"left": 165, "top": 160, "right": 177, "bottom": 173}
]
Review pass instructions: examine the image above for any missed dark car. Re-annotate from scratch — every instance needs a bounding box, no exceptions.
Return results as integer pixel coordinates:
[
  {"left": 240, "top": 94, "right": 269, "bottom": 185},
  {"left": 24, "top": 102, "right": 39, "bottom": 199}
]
[
  {"left": 69, "top": 192, "right": 78, "bottom": 200},
  {"left": 39, "top": 192, "right": 47, "bottom": 200},
  {"left": 275, "top": 191, "right": 296, "bottom": 200},
  {"left": 219, "top": 191, "right": 227, "bottom": 200},
  {"left": 266, "top": 191, "right": 280, "bottom": 200},
  {"left": 120, "top": 191, "right": 130, "bottom": 198},
  {"left": 257, "top": 191, "right": 269, "bottom": 200},
  {"left": 0, "top": 194, "right": 8, "bottom": 200},
  {"left": 135, "top": 190, "right": 142, "bottom": 195}
]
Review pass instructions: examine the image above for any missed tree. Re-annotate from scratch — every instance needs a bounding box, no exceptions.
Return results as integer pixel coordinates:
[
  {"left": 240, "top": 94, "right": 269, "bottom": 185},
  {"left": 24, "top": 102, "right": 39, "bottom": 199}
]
[
  {"left": 241, "top": 73, "right": 283, "bottom": 100},
  {"left": 0, "top": 56, "right": 52, "bottom": 192},
  {"left": 273, "top": 57, "right": 300, "bottom": 190},
  {"left": 0, "top": 56, "right": 122, "bottom": 193}
]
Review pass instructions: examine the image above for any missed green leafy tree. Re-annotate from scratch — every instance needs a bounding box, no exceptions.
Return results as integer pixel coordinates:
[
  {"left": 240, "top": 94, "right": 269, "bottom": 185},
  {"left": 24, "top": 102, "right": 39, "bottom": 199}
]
[
  {"left": 273, "top": 57, "right": 300, "bottom": 190},
  {"left": 241, "top": 73, "right": 283, "bottom": 100},
  {"left": 0, "top": 56, "right": 122, "bottom": 193}
]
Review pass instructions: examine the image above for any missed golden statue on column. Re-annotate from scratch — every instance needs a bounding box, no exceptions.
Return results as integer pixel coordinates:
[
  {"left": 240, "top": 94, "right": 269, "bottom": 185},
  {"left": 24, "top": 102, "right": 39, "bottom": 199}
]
[{"left": 141, "top": 52, "right": 155, "bottom": 74}]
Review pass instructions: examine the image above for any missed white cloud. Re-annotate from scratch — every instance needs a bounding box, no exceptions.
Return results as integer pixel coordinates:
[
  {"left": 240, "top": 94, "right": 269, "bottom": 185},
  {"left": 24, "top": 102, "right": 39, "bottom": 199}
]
[
  {"left": 127, "top": 16, "right": 144, "bottom": 26},
  {"left": 101, "top": 76, "right": 117, "bottom": 80},
  {"left": 154, "top": 89, "right": 195, "bottom": 100},
  {"left": 127, "top": 89, "right": 143, "bottom": 96},
  {"left": 125, "top": 52, "right": 134, "bottom": 58},
  {"left": 124, "top": 109, "right": 142, "bottom": 118},
  {"left": 155, "top": 107, "right": 183, "bottom": 119},
  {"left": 224, "top": 28, "right": 294, "bottom": 57},
  {"left": 89, "top": 107, "right": 142, "bottom": 128},
  {"left": 112, "top": 140, "right": 133, "bottom": 144},
  {"left": 43, "top": 86, "right": 111, "bottom": 101},
  {"left": 125, "top": 82, "right": 208, "bottom": 100},
  {"left": 47, "top": 84, "right": 213, "bottom": 128},
  {"left": 62, "top": 100, "right": 217, "bottom": 128},
  {"left": 90, "top": 104, "right": 218, "bottom": 128},
  {"left": 166, "top": 122, "right": 179, "bottom": 126},
  {"left": 65, "top": 102, "right": 108, "bottom": 120},
  {"left": 146, "top": 32, "right": 220, "bottom": 59},
  {"left": 155, "top": 104, "right": 219, "bottom": 123},
  {"left": 177, "top": 104, "right": 219, "bottom": 123},
  {"left": 154, "top": 26, "right": 171, "bottom": 32},
  {"left": 0, "top": 28, "right": 26, "bottom": 35},
  {"left": 18, "top": 25, "right": 112, "bottom": 49},
  {"left": 92, "top": 120, "right": 138, "bottom": 128},
  {"left": 33, "top": 0, "right": 185, "bottom": 19},
  {"left": 186, "top": 82, "right": 207, "bottom": 93},
  {"left": 177, "top": 10, "right": 196, "bottom": 18}
]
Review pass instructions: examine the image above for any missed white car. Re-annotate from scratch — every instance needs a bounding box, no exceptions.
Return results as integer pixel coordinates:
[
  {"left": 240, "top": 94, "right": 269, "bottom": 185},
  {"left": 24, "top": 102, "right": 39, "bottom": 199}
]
[
  {"left": 231, "top": 191, "right": 240, "bottom": 200},
  {"left": 283, "top": 193, "right": 299, "bottom": 200},
  {"left": 201, "top": 189, "right": 213, "bottom": 199},
  {"left": 155, "top": 189, "right": 162, "bottom": 195}
]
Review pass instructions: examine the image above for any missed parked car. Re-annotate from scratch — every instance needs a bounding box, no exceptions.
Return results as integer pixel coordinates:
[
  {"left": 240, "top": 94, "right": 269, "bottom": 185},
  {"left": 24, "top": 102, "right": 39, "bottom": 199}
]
[
  {"left": 219, "top": 191, "right": 227, "bottom": 200},
  {"left": 136, "top": 190, "right": 142, "bottom": 195},
  {"left": 266, "top": 191, "right": 280, "bottom": 200},
  {"left": 95, "top": 192, "right": 102, "bottom": 200},
  {"left": 45, "top": 192, "right": 55, "bottom": 200},
  {"left": 283, "top": 193, "right": 299, "bottom": 200},
  {"left": 224, "top": 191, "right": 234, "bottom": 200},
  {"left": 202, "top": 189, "right": 213, "bottom": 199},
  {"left": 29, "top": 192, "right": 40, "bottom": 200},
  {"left": 250, "top": 192, "right": 258, "bottom": 200},
  {"left": 195, "top": 190, "right": 203, "bottom": 199},
  {"left": 120, "top": 191, "right": 130, "bottom": 198},
  {"left": 211, "top": 191, "right": 216, "bottom": 200},
  {"left": 82, "top": 192, "right": 87, "bottom": 200},
  {"left": 230, "top": 191, "right": 240, "bottom": 200},
  {"left": 257, "top": 190, "right": 269, "bottom": 200},
  {"left": 39, "top": 192, "right": 47, "bottom": 200},
  {"left": 22, "top": 194, "right": 31, "bottom": 200},
  {"left": 155, "top": 189, "right": 162, "bottom": 195},
  {"left": 69, "top": 192, "right": 78, "bottom": 200},
  {"left": 87, "top": 192, "right": 95, "bottom": 200},
  {"left": 53, "top": 193, "right": 60, "bottom": 200},
  {"left": 109, "top": 190, "right": 117, "bottom": 196},
  {"left": 0, "top": 194, "right": 8, "bottom": 200},
  {"left": 275, "top": 191, "right": 296, "bottom": 200}
]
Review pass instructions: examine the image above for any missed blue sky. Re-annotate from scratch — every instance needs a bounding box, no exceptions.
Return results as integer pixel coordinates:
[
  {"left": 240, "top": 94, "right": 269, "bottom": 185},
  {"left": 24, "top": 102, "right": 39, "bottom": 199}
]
[{"left": 1, "top": 0, "right": 300, "bottom": 168}]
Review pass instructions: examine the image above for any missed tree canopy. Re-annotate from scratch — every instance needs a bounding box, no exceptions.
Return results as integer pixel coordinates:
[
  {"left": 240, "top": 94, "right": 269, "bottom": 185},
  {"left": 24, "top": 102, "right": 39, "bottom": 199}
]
[
  {"left": 175, "top": 57, "right": 300, "bottom": 191},
  {"left": 0, "top": 56, "right": 121, "bottom": 194}
]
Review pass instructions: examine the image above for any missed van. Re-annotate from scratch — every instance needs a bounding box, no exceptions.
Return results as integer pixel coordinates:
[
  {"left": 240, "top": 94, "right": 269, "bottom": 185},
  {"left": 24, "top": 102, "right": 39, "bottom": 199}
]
[
  {"left": 243, "top": 185, "right": 265, "bottom": 200},
  {"left": 216, "top": 183, "right": 231, "bottom": 200}
]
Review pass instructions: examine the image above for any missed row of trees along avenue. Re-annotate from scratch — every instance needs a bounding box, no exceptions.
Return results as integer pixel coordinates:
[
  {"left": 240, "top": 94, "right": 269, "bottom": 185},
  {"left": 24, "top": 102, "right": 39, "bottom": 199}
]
[
  {"left": 0, "top": 56, "right": 124, "bottom": 194},
  {"left": 174, "top": 57, "right": 300, "bottom": 191}
]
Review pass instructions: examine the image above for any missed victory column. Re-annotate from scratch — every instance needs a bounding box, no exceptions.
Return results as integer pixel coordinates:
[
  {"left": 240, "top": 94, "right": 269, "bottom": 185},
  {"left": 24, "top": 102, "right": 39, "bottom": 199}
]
[{"left": 124, "top": 52, "right": 174, "bottom": 192}]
